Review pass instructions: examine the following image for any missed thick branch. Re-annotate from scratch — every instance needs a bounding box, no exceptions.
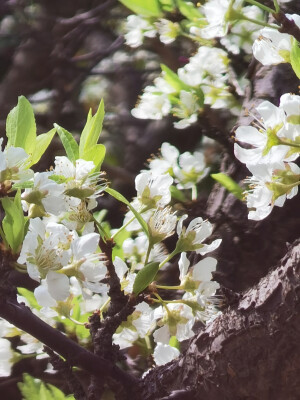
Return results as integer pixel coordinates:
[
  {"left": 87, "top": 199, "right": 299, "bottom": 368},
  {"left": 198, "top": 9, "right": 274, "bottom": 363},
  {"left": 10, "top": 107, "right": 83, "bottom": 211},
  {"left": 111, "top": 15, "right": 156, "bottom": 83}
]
[
  {"left": 141, "top": 240, "right": 300, "bottom": 399},
  {"left": 0, "top": 297, "right": 138, "bottom": 396}
]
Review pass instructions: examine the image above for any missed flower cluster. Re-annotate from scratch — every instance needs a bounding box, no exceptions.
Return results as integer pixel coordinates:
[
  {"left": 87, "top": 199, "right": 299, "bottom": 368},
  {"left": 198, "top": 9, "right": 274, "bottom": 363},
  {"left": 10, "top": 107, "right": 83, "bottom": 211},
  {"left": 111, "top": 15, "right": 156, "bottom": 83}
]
[{"left": 234, "top": 93, "right": 300, "bottom": 220}]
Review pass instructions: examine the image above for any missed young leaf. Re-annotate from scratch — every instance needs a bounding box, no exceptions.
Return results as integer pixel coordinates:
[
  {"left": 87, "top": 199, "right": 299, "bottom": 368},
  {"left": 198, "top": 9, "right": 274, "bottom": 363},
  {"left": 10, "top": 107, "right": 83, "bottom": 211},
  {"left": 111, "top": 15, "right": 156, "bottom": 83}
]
[
  {"left": 18, "top": 374, "right": 75, "bottom": 400},
  {"left": 176, "top": 0, "right": 203, "bottom": 20},
  {"left": 6, "top": 96, "right": 36, "bottom": 154},
  {"left": 290, "top": 39, "right": 300, "bottom": 79},
  {"left": 1, "top": 191, "right": 25, "bottom": 253},
  {"left": 119, "top": 0, "right": 162, "bottom": 17},
  {"left": 81, "top": 144, "right": 106, "bottom": 171},
  {"left": 133, "top": 261, "right": 160, "bottom": 294},
  {"left": 211, "top": 173, "right": 244, "bottom": 200},
  {"left": 18, "top": 288, "right": 41, "bottom": 310},
  {"left": 79, "top": 100, "right": 105, "bottom": 157},
  {"left": 161, "top": 64, "right": 190, "bottom": 92},
  {"left": 30, "top": 128, "right": 57, "bottom": 166},
  {"left": 105, "top": 188, "right": 149, "bottom": 237},
  {"left": 55, "top": 124, "right": 79, "bottom": 162}
]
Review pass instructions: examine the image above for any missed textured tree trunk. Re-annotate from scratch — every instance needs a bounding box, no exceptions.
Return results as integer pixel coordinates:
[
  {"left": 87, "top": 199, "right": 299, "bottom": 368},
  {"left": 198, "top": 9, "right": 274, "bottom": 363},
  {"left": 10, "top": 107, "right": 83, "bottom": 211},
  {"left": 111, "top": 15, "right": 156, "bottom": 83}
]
[{"left": 140, "top": 240, "right": 300, "bottom": 400}]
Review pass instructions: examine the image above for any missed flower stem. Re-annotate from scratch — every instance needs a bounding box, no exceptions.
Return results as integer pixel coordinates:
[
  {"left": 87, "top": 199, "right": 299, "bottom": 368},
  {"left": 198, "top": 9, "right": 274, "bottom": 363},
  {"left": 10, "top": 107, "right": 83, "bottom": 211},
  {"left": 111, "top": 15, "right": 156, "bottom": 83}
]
[
  {"left": 240, "top": 14, "right": 279, "bottom": 29},
  {"left": 144, "top": 240, "right": 153, "bottom": 265},
  {"left": 159, "top": 249, "right": 178, "bottom": 270},
  {"left": 99, "top": 296, "right": 111, "bottom": 320},
  {"left": 191, "top": 185, "right": 197, "bottom": 201},
  {"left": 156, "top": 284, "right": 184, "bottom": 290},
  {"left": 244, "top": 0, "right": 275, "bottom": 13},
  {"left": 273, "top": 0, "right": 280, "bottom": 12},
  {"left": 111, "top": 215, "right": 135, "bottom": 240}
]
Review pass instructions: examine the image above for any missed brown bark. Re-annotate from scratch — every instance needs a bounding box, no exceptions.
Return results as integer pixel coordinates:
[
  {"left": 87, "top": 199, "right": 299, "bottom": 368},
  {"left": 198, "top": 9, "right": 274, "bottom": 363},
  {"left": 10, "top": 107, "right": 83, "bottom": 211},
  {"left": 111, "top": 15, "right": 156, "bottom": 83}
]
[{"left": 141, "top": 240, "right": 300, "bottom": 400}]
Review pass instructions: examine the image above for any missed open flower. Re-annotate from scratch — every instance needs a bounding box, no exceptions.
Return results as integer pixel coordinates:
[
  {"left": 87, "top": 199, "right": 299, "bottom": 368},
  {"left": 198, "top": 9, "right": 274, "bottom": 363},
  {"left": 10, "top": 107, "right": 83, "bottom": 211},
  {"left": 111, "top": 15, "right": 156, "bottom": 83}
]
[
  {"left": 179, "top": 252, "right": 218, "bottom": 294},
  {"left": 234, "top": 98, "right": 298, "bottom": 166},
  {"left": 253, "top": 14, "right": 300, "bottom": 66},
  {"left": 175, "top": 216, "right": 221, "bottom": 254},
  {"left": 18, "top": 218, "right": 71, "bottom": 281},
  {"left": 148, "top": 207, "right": 177, "bottom": 244},
  {"left": 135, "top": 171, "right": 173, "bottom": 208},
  {"left": 244, "top": 162, "right": 300, "bottom": 220},
  {"left": 54, "top": 156, "right": 106, "bottom": 204},
  {"left": 124, "top": 15, "right": 157, "bottom": 48},
  {"left": 0, "top": 138, "right": 33, "bottom": 185},
  {"left": 22, "top": 171, "right": 66, "bottom": 217},
  {"left": 153, "top": 303, "right": 195, "bottom": 344}
]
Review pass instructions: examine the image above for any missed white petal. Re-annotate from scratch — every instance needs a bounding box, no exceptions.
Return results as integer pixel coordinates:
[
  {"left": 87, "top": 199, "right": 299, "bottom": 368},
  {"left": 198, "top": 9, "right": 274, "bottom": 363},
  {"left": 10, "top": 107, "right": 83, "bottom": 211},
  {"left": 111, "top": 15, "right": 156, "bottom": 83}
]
[
  {"left": 192, "top": 257, "right": 217, "bottom": 282},
  {"left": 46, "top": 271, "right": 70, "bottom": 301},
  {"left": 153, "top": 343, "right": 180, "bottom": 366},
  {"left": 34, "top": 284, "right": 57, "bottom": 307}
]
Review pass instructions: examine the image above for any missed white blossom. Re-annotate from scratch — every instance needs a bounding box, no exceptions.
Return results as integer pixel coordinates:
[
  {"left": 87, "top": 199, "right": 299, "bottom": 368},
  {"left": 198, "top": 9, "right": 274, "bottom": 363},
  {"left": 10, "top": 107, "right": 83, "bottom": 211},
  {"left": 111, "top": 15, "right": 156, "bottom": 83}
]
[
  {"left": 0, "top": 338, "right": 14, "bottom": 377},
  {"left": 155, "top": 19, "right": 179, "bottom": 44},
  {"left": 253, "top": 14, "right": 300, "bottom": 66},
  {"left": 176, "top": 216, "right": 222, "bottom": 254},
  {"left": 124, "top": 15, "right": 157, "bottom": 48},
  {"left": 148, "top": 207, "right": 177, "bottom": 244},
  {"left": 0, "top": 138, "right": 33, "bottom": 184},
  {"left": 135, "top": 171, "right": 173, "bottom": 208}
]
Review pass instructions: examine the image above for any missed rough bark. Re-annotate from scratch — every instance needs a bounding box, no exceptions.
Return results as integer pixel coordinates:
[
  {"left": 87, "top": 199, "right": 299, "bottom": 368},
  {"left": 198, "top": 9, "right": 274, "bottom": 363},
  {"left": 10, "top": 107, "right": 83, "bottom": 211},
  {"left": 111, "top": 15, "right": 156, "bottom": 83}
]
[{"left": 141, "top": 240, "right": 300, "bottom": 400}]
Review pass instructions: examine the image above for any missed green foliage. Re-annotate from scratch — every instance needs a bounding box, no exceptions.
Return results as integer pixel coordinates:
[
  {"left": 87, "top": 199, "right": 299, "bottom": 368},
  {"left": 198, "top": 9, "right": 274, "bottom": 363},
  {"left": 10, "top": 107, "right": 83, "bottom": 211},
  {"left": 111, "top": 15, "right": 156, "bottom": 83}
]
[
  {"left": 105, "top": 188, "right": 149, "bottom": 237},
  {"left": 18, "top": 374, "right": 75, "bottom": 400},
  {"left": 59, "top": 296, "right": 91, "bottom": 340},
  {"left": 176, "top": 0, "right": 203, "bottom": 20},
  {"left": 81, "top": 144, "right": 106, "bottom": 172},
  {"left": 161, "top": 64, "right": 204, "bottom": 105},
  {"left": 133, "top": 261, "right": 160, "bottom": 294},
  {"left": 30, "top": 128, "right": 57, "bottom": 166},
  {"left": 18, "top": 288, "right": 41, "bottom": 310},
  {"left": 55, "top": 101, "right": 106, "bottom": 170},
  {"left": 161, "top": 64, "right": 191, "bottom": 93},
  {"left": 79, "top": 100, "right": 104, "bottom": 156},
  {"left": 169, "top": 335, "right": 180, "bottom": 350},
  {"left": 6, "top": 96, "right": 56, "bottom": 165},
  {"left": 55, "top": 124, "right": 79, "bottom": 163},
  {"left": 1, "top": 190, "right": 26, "bottom": 253},
  {"left": 119, "top": 0, "right": 162, "bottom": 17},
  {"left": 6, "top": 96, "right": 36, "bottom": 154},
  {"left": 211, "top": 173, "right": 244, "bottom": 200},
  {"left": 290, "top": 39, "right": 300, "bottom": 79}
]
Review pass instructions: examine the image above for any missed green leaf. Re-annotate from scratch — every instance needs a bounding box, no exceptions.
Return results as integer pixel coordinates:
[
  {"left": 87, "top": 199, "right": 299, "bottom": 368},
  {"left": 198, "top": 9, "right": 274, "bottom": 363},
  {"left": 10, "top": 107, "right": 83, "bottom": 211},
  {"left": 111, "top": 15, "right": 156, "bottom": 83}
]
[
  {"left": 81, "top": 144, "right": 106, "bottom": 171},
  {"left": 18, "top": 374, "right": 75, "bottom": 400},
  {"left": 12, "top": 180, "right": 34, "bottom": 190},
  {"left": 119, "top": 0, "right": 162, "bottom": 16},
  {"left": 194, "top": 86, "right": 204, "bottom": 107},
  {"left": 6, "top": 96, "right": 36, "bottom": 154},
  {"left": 161, "top": 64, "right": 190, "bottom": 92},
  {"left": 176, "top": 0, "right": 203, "bottom": 20},
  {"left": 159, "top": 0, "right": 176, "bottom": 12},
  {"left": 105, "top": 188, "right": 149, "bottom": 237},
  {"left": 30, "top": 128, "right": 57, "bottom": 166},
  {"left": 170, "top": 185, "right": 186, "bottom": 201},
  {"left": 169, "top": 335, "right": 180, "bottom": 350},
  {"left": 1, "top": 191, "right": 25, "bottom": 253},
  {"left": 211, "top": 173, "right": 243, "bottom": 200},
  {"left": 55, "top": 124, "right": 79, "bottom": 162},
  {"left": 290, "top": 39, "right": 300, "bottom": 79},
  {"left": 133, "top": 262, "right": 160, "bottom": 294},
  {"left": 18, "top": 288, "right": 41, "bottom": 310},
  {"left": 79, "top": 100, "right": 105, "bottom": 157}
]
